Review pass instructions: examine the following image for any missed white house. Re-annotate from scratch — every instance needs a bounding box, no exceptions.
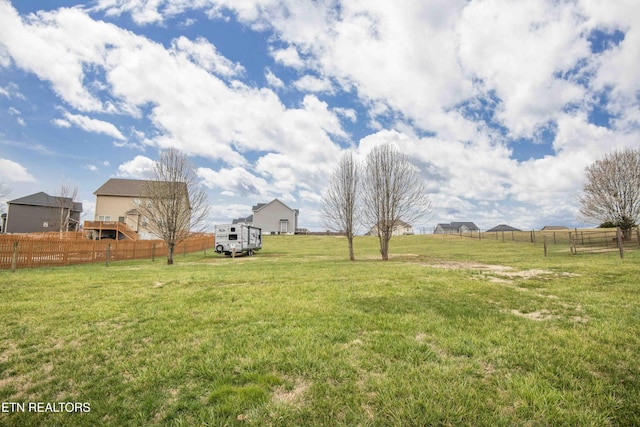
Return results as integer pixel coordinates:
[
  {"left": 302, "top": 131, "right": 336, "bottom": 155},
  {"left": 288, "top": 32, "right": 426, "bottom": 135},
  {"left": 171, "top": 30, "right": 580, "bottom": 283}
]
[
  {"left": 233, "top": 199, "right": 299, "bottom": 235},
  {"left": 366, "top": 220, "right": 414, "bottom": 236}
]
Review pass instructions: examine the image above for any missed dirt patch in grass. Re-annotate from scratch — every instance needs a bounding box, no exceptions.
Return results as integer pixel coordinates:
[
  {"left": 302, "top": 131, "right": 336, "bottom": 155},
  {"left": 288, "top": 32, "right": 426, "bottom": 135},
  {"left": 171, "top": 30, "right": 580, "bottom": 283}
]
[
  {"left": 510, "top": 309, "right": 559, "bottom": 321},
  {"left": 424, "top": 261, "right": 579, "bottom": 284},
  {"left": 272, "top": 379, "right": 309, "bottom": 407}
]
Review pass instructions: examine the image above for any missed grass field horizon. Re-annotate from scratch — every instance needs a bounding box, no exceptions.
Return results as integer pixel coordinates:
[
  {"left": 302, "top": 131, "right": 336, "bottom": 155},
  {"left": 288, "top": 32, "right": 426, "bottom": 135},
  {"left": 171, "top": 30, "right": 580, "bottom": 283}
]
[{"left": 1, "top": 235, "right": 639, "bottom": 426}]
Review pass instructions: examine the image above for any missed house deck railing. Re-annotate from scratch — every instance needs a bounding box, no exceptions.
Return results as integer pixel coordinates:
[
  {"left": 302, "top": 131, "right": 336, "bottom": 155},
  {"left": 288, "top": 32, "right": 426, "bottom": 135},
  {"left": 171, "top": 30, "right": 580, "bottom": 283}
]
[{"left": 83, "top": 221, "right": 140, "bottom": 240}]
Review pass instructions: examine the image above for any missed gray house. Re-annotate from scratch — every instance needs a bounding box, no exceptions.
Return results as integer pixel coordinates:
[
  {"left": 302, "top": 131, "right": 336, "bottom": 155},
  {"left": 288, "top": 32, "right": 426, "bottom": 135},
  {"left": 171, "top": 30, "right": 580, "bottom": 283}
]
[
  {"left": 233, "top": 199, "right": 299, "bottom": 234},
  {"left": 434, "top": 222, "right": 480, "bottom": 234},
  {"left": 4, "top": 192, "right": 82, "bottom": 233}
]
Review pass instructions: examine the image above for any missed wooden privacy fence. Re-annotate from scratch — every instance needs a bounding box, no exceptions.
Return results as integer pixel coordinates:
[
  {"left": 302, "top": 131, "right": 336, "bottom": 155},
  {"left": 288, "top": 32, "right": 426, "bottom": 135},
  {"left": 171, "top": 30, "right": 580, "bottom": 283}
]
[{"left": 0, "top": 233, "right": 214, "bottom": 270}]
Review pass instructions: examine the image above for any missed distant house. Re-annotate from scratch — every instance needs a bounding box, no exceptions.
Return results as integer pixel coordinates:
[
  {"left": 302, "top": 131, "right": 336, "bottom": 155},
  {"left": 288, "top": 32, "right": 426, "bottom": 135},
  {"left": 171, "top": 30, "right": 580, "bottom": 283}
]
[
  {"left": 86, "top": 178, "right": 160, "bottom": 240},
  {"left": 232, "top": 215, "right": 253, "bottom": 225},
  {"left": 366, "top": 220, "right": 413, "bottom": 236},
  {"left": 486, "top": 224, "right": 521, "bottom": 233},
  {"left": 434, "top": 222, "right": 479, "bottom": 234},
  {"left": 233, "top": 199, "right": 299, "bottom": 235},
  {"left": 4, "top": 192, "right": 82, "bottom": 234},
  {"left": 541, "top": 225, "right": 569, "bottom": 231}
]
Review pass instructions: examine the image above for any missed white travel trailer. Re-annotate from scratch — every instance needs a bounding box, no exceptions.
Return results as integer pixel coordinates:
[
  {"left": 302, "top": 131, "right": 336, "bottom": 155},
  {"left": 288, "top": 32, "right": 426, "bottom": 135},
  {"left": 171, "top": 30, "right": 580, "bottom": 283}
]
[{"left": 214, "top": 224, "right": 262, "bottom": 256}]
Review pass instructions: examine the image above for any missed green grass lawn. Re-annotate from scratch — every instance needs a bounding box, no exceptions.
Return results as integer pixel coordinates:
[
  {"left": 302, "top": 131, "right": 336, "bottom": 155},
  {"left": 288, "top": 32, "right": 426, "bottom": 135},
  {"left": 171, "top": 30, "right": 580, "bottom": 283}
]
[{"left": 1, "top": 235, "right": 639, "bottom": 426}]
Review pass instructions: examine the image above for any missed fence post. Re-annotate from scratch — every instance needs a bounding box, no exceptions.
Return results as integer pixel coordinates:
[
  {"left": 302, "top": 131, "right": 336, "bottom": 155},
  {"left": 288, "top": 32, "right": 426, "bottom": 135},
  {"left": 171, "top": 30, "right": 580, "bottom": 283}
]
[
  {"left": 106, "top": 243, "right": 111, "bottom": 267},
  {"left": 569, "top": 232, "right": 576, "bottom": 255},
  {"left": 543, "top": 237, "right": 548, "bottom": 257},
  {"left": 636, "top": 228, "right": 640, "bottom": 248},
  {"left": 11, "top": 241, "right": 18, "bottom": 272},
  {"left": 152, "top": 243, "right": 156, "bottom": 262}
]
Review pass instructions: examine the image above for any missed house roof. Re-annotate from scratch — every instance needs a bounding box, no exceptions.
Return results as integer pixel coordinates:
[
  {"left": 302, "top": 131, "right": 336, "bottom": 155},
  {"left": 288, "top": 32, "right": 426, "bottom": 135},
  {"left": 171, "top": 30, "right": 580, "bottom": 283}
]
[
  {"left": 94, "top": 178, "right": 151, "bottom": 197},
  {"left": 8, "top": 191, "right": 82, "bottom": 212},
  {"left": 437, "top": 222, "right": 479, "bottom": 231},
  {"left": 541, "top": 225, "right": 569, "bottom": 231},
  {"left": 486, "top": 224, "right": 521, "bottom": 232},
  {"left": 232, "top": 215, "right": 253, "bottom": 224},
  {"left": 252, "top": 199, "right": 299, "bottom": 214}
]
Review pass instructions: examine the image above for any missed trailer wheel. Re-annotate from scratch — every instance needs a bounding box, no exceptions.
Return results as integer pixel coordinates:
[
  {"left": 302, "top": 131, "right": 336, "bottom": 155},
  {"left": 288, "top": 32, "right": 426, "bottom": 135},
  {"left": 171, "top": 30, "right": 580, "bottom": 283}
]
[{"left": 216, "top": 244, "right": 224, "bottom": 253}]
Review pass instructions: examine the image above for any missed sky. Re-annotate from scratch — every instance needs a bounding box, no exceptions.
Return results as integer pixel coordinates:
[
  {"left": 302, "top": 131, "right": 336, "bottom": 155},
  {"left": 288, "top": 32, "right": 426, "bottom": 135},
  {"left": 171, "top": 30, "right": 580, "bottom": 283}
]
[{"left": 1, "top": 0, "right": 639, "bottom": 233}]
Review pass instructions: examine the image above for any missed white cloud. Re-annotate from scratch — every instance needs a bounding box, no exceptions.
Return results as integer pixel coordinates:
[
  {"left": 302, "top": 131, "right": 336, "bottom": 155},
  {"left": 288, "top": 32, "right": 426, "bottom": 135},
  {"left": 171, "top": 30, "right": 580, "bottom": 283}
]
[
  {"left": 117, "top": 155, "right": 155, "bottom": 179},
  {"left": 457, "top": 0, "right": 590, "bottom": 137},
  {"left": 92, "top": 0, "right": 165, "bottom": 25},
  {"left": 57, "top": 111, "right": 126, "bottom": 140},
  {"left": 171, "top": 36, "right": 245, "bottom": 78},
  {"left": 270, "top": 45, "right": 305, "bottom": 69},
  {"left": 265, "top": 69, "right": 284, "bottom": 89},
  {"left": 293, "top": 75, "right": 333, "bottom": 94},
  {"left": 0, "top": 4, "right": 110, "bottom": 111},
  {"left": 198, "top": 167, "right": 270, "bottom": 198},
  {"left": 0, "top": 158, "right": 36, "bottom": 182},
  {"left": 333, "top": 107, "right": 357, "bottom": 123}
]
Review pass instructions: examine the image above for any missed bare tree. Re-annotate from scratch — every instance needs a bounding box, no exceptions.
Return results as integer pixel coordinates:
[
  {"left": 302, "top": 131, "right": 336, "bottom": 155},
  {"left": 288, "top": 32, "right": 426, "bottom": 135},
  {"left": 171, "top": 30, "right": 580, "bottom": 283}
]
[
  {"left": 0, "top": 181, "right": 10, "bottom": 233},
  {"left": 0, "top": 181, "right": 10, "bottom": 215},
  {"left": 135, "top": 147, "right": 210, "bottom": 265},
  {"left": 361, "top": 144, "right": 431, "bottom": 260},
  {"left": 579, "top": 148, "right": 640, "bottom": 238},
  {"left": 56, "top": 181, "right": 79, "bottom": 237},
  {"left": 0, "top": 181, "right": 10, "bottom": 199},
  {"left": 322, "top": 151, "right": 360, "bottom": 260}
]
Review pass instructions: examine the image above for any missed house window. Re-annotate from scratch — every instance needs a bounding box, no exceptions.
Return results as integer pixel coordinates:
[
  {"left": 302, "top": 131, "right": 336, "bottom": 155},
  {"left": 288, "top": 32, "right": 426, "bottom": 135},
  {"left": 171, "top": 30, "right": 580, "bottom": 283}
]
[
  {"left": 119, "top": 216, "right": 125, "bottom": 223},
  {"left": 98, "top": 215, "right": 111, "bottom": 221},
  {"left": 280, "top": 220, "right": 288, "bottom": 233}
]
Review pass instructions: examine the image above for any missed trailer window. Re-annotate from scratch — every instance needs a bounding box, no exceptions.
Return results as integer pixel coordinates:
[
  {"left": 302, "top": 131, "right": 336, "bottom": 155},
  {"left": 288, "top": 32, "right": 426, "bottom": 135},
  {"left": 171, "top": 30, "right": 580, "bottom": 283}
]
[
  {"left": 231, "top": 227, "right": 236, "bottom": 232},
  {"left": 229, "top": 234, "right": 237, "bottom": 240}
]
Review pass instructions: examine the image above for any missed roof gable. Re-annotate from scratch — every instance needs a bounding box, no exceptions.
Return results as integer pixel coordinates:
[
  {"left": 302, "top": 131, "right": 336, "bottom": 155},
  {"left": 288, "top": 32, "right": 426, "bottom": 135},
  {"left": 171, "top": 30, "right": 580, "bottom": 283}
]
[{"left": 252, "top": 198, "right": 296, "bottom": 214}]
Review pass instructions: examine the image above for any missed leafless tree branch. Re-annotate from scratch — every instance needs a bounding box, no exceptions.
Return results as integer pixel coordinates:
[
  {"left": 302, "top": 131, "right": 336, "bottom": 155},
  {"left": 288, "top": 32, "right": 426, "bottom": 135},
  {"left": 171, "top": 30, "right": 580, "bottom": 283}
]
[
  {"left": 361, "top": 144, "right": 432, "bottom": 260},
  {"left": 579, "top": 148, "right": 640, "bottom": 237},
  {"left": 322, "top": 151, "right": 360, "bottom": 260},
  {"left": 135, "top": 147, "right": 210, "bottom": 264}
]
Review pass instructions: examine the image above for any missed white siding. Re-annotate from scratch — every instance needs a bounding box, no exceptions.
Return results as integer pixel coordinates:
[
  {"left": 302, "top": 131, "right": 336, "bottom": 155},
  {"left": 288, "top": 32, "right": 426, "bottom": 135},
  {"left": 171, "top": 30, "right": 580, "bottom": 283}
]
[{"left": 253, "top": 199, "right": 298, "bottom": 234}]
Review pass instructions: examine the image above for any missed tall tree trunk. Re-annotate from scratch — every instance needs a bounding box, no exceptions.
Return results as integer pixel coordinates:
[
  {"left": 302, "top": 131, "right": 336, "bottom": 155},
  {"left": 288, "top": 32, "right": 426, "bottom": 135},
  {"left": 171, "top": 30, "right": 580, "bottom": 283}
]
[
  {"left": 167, "top": 243, "right": 175, "bottom": 265},
  {"left": 348, "top": 236, "right": 355, "bottom": 261},
  {"left": 380, "top": 234, "right": 390, "bottom": 261}
]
